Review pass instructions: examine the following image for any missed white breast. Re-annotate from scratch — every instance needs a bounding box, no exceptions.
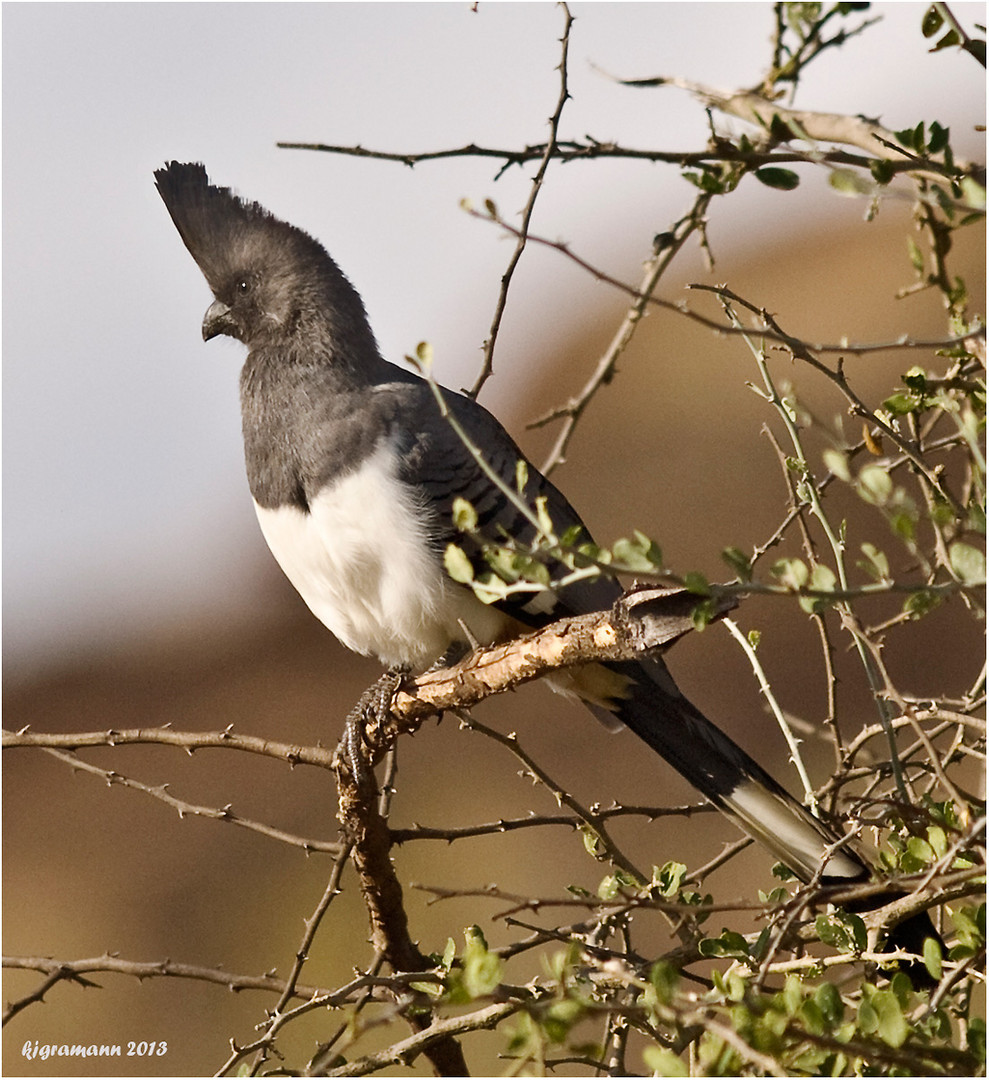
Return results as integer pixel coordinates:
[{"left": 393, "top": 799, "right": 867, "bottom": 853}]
[{"left": 252, "top": 440, "right": 512, "bottom": 669}]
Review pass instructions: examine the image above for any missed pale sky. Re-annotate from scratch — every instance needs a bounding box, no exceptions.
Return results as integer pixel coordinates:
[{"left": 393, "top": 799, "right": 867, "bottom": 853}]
[{"left": 3, "top": 2, "right": 983, "bottom": 672}]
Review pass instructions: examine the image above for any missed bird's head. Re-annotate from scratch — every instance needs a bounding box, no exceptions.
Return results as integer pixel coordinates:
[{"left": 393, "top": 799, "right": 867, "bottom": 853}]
[{"left": 155, "top": 162, "right": 376, "bottom": 358}]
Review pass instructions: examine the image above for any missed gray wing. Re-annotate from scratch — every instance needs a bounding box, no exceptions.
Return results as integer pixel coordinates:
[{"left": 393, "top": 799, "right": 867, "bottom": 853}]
[{"left": 380, "top": 377, "right": 621, "bottom": 627}]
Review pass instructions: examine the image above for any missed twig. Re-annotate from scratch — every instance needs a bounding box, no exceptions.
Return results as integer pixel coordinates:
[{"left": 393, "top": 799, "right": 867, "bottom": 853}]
[
  {"left": 324, "top": 1000, "right": 520, "bottom": 1077},
  {"left": 1, "top": 725, "right": 335, "bottom": 769},
  {"left": 469, "top": 3, "right": 573, "bottom": 398},
  {"left": 722, "top": 618, "right": 816, "bottom": 806},
  {"left": 33, "top": 745, "right": 342, "bottom": 855},
  {"left": 467, "top": 206, "right": 983, "bottom": 362}
]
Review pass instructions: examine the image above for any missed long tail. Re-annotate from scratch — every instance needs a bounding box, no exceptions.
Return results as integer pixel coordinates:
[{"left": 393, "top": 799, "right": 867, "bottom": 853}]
[
  {"left": 596, "top": 656, "right": 870, "bottom": 885},
  {"left": 582, "top": 655, "right": 940, "bottom": 985}
]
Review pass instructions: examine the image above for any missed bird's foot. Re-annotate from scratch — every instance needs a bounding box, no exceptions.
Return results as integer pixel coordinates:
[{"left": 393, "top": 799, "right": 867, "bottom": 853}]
[{"left": 338, "top": 668, "right": 408, "bottom": 794}]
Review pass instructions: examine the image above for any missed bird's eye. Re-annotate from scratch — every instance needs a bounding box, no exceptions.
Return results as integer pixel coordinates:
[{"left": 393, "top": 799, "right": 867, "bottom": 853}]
[{"left": 237, "top": 279, "right": 250, "bottom": 294}]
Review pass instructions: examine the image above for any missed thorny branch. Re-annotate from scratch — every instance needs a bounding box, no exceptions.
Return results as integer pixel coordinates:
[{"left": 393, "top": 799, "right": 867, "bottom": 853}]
[{"left": 469, "top": 3, "right": 573, "bottom": 399}]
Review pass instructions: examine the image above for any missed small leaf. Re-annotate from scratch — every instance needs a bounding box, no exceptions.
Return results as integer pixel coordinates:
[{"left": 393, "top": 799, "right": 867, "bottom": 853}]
[
  {"left": 534, "top": 495, "right": 555, "bottom": 538},
  {"left": 461, "top": 934, "right": 502, "bottom": 999},
  {"left": 875, "top": 990, "right": 909, "bottom": 1048},
  {"left": 884, "top": 391, "right": 921, "bottom": 416},
  {"left": 828, "top": 168, "right": 874, "bottom": 196},
  {"left": 870, "top": 158, "right": 895, "bottom": 185},
  {"left": 857, "top": 465, "right": 893, "bottom": 505},
  {"left": 922, "top": 5, "right": 944, "bottom": 37},
  {"left": 597, "top": 874, "right": 620, "bottom": 900},
  {"left": 654, "top": 861, "right": 687, "bottom": 897},
  {"left": 415, "top": 340, "right": 434, "bottom": 368},
  {"left": 928, "top": 121, "right": 950, "bottom": 154},
  {"left": 722, "top": 545, "right": 753, "bottom": 581},
  {"left": 642, "top": 1047, "right": 688, "bottom": 1077},
  {"left": 754, "top": 167, "right": 800, "bottom": 190},
  {"left": 949, "top": 541, "right": 986, "bottom": 585},
  {"left": 800, "top": 563, "right": 837, "bottom": 614},
  {"left": 907, "top": 236, "right": 925, "bottom": 272},
  {"left": 612, "top": 531, "right": 663, "bottom": 573},
  {"left": 444, "top": 544, "right": 475, "bottom": 584},
  {"left": 773, "top": 557, "right": 809, "bottom": 590},
  {"left": 822, "top": 448, "right": 851, "bottom": 482},
  {"left": 931, "top": 27, "right": 961, "bottom": 52},
  {"left": 859, "top": 542, "right": 890, "bottom": 581},
  {"left": 683, "top": 571, "right": 711, "bottom": 596},
  {"left": 960, "top": 176, "right": 987, "bottom": 210},
  {"left": 924, "top": 936, "right": 943, "bottom": 981},
  {"left": 902, "top": 587, "right": 942, "bottom": 619},
  {"left": 649, "top": 960, "right": 680, "bottom": 1006},
  {"left": 451, "top": 497, "right": 478, "bottom": 532},
  {"left": 515, "top": 458, "right": 529, "bottom": 494}
]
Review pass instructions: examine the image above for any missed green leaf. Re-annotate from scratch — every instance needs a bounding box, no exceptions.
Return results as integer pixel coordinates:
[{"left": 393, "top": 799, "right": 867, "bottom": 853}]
[
  {"left": 414, "top": 340, "right": 434, "bottom": 368},
  {"left": 961, "top": 175, "right": 987, "bottom": 210},
  {"left": 451, "top": 497, "right": 477, "bottom": 532},
  {"left": 828, "top": 168, "right": 874, "bottom": 196},
  {"left": 859, "top": 542, "right": 890, "bottom": 581},
  {"left": 924, "top": 936, "right": 943, "bottom": 981},
  {"left": 902, "top": 587, "right": 942, "bottom": 619},
  {"left": 581, "top": 827, "right": 603, "bottom": 857},
  {"left": 949, "top": 541, "right": 986, "bottom": 585},
  {"left": 870, "top": 158, "right": 895, "bottom": 185},
  {"left": 754, "top": 167, "right": 800, "bottom": 191},
  {"left": 822, "top": 448, "right": 851, "bottom": 482},
  {"left": 884, "top": 391, "right": 921, "bottom": 416},
  {"left": 772, "top": 557, "right": 809, "bottom": 590},
  {"left": 722, "top": 545, "right": 753, "bottom": 581},
  {"left": 894, "top": 125, "right": 920, "bottom": 152},
  {"left": 922, "top": 5, "right": 944, "bottom": 37},
  {"left": 654, "top": 861, "right": 688, "bottom": 897},
  {"left": 515, "top": 458, "right": 529, "bottom": 494},
  {"left": 444, "top": 544, "right": 475, "bottom": 584},
  {"left": 857, "top": 465, "right": 893, "bottom": 505},
  {"left": 699, "top": 928, "right": 750, "bottom": 959},
  {"left": 642, "top": 1046, "right": 688, "bottom": 1077},
  {"left": 928, "top": 121, "right": 950, "bottom": 154},
  {"left": 534, "top": 495, "right": 555, "bottom": 538},
  {"left": 683, "top": 571, "right": 711, "bottom": 596},
  {"left": 461, "top": 934, "right": 502, "bottom": 999},
  {"left": 875, "top": 989, "right": 909, "bottom": 1048},
  {"left": 931, "top": 27, "right": 961, "bottom": 51},
  {"left": 814, "top": 981, "right": 845, "bottom": 1025},
  {"left": 800, "top": 563, "right": 837, "bottom": 613},
  {"left": 649, "top": 960, "right": 680, "bottom": 1006},
  {"left": 907, "top": 236, "right": 925, "bottom": 272},
  {"left": 597, "top": 874, "right": 620, "bottom": 900},
  {"left": 612, "top": 530, "right": 663, "bottom": 573}
]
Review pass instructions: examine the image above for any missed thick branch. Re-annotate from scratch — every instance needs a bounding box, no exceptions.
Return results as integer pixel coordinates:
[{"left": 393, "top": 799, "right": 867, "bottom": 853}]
[{"left": 390, "top": 586, "right": 729, "bottom": 737}]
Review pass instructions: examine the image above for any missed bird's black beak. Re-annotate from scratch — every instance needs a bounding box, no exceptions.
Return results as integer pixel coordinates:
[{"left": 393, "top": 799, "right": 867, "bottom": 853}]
[{"left": 202, "top": 298, "right": 238, "bottom": 342}]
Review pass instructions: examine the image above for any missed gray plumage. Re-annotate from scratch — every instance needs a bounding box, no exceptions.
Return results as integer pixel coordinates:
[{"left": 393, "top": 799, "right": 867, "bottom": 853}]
[{"left": 155, "top": 161, "right": 871, "bottom": 885}]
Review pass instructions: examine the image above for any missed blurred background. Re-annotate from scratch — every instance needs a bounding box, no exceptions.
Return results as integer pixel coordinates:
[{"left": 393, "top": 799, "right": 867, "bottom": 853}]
[{"left": 3, "top": 3, "right": 984, "bottom": 1075}]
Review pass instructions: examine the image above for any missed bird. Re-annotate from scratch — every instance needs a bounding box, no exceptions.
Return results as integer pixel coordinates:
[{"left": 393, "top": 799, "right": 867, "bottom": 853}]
[{"left": 153, "top": 160, "right": 891, "bottom": 897}]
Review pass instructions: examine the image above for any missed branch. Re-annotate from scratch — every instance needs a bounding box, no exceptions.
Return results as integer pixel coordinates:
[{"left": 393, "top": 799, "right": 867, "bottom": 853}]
[
  {"left": 31, "top": 745, "right": 342, "bottom": 854},
  {"left": 325, "top": 1000, "right": 520, "bottom": 1077},
  {"left": 2, "top": 955, "right": 328, "bottom": 1026},
  {"left": 469, "top": 3, "right": 573, "bottom": 398},
  {"left": 1, "top": 724, "right": 335, "bottom": 768},
  {"left": 382, "top": 586, "right": 733, "bottom": 744},
  {"left": 466, "top": 205, "right": 985, "bottom": 364},
  {"left": 601, "top": 72, "right": 981, "bottom": 182},
  {"left": 276, "top": 136, "right": 980, "bottom": 185}
]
